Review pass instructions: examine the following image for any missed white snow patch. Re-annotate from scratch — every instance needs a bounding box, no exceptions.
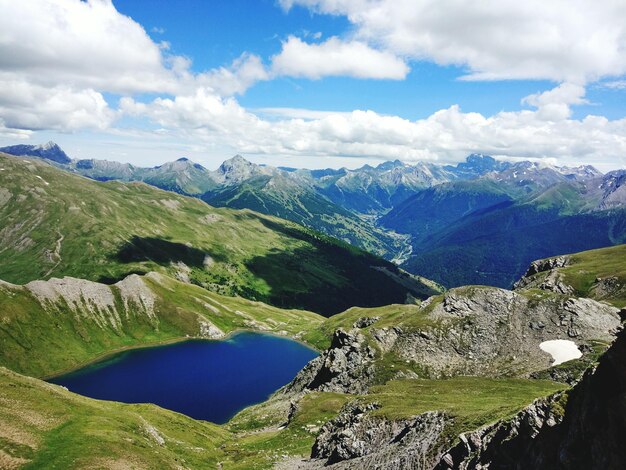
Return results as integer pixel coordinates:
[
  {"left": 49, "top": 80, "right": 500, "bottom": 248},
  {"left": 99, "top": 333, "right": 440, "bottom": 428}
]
[
  {"left": 35, "top": 175, "right": 49, "bottom": 185},
  {"left": 540, "top": 340, "right": 582, "bottom": 366}
]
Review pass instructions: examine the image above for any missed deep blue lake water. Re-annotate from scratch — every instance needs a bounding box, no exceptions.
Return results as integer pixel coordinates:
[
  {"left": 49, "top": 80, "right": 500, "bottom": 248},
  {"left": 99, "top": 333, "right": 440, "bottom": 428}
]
[{"left": 49, "top": 332, "right": 317, "bottom": 424}]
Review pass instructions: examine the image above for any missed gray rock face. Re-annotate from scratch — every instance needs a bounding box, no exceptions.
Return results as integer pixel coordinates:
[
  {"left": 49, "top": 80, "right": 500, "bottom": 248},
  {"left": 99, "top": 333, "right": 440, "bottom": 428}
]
[
  {"left": 391, "top": 287, "right": 620, "bottom": 378},
  {"left": 283, "top": 329, "right": 376, "bottom": 394},
  {"left": 514, "top": 255, "right": 571, "bottom": 291},
  {"left": 435, "top": 329, "right": 626, "bottom": 470},
  {"left": 286, "top": 287, "right": 621, "bottom": 397},
  {"left": 590, "top": 276, "right": 626, "bottom": 305},
  {"left": 311, "top": 402, "right": 449, "bottom": 469},
  {"left": 299, "top": 331, "right": 626, "bottom": 470},
  {"left": 353, "top": 317, "right": 380, "bottom": 329},
  {"left": 435, "top": 394, "right": 565, "bottom": 469}
]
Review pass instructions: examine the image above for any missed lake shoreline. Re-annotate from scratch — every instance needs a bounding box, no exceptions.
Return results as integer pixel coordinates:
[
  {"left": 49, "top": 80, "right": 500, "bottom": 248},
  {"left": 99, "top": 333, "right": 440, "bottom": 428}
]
[
  {"left": 45, "top": 331, "right": 319, "bottom": 424},
  {"left": 41, "top": 328, "right": 319, "bottom": 381}
]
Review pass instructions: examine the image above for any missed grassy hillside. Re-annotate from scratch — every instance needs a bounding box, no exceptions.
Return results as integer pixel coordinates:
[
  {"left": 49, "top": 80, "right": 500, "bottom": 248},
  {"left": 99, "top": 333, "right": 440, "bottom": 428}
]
[
  {"left": 202, "top": 174, "right": 402, "bottom": 259},
  {"left": 561, "top": 244, "right": 626, "bottom": 307},
  {"left": 0, "top": 367, "right": 564, "bottom": 469},
  {"left": 518, "top": 244, "right": 626, "bottom": 308},
  {"left": 0, "top": 272, "right": 323, "bottom": 378},
  {"left": 0, "top": 154, "right": 440, "bottom": 315}
]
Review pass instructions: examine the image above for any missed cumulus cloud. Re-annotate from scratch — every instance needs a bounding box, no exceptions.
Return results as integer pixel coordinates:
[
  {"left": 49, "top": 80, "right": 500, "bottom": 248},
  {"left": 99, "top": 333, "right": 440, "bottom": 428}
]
[
  {"left": 602, "top": 80, "right": 626, "bottom": 90},
  {"left": 121, "top": 84, "right": 626, "bottom": 169},
  {"left": 0, "top": 0, "right": 175, "bottom": 94},
  {"left": 521, "top": 83, "right": 588, "bottom": 121},
  {"left": 0, "top": 78, "right": 115, "bottom": 131},
  {"left": 270, "top": 36, "right": 409, "bottom": 79},
  {"left": 0, "top": 0, "right": 271, "bottom": 133},
  {"left": 1, "top": 0, "right": 625, "bottom": 170},
  {"left": 280, "top": 0, "right": 626, "bottom": 83},
  {"left": 196, "top": 54, "right": 270, "bottom": 96}
]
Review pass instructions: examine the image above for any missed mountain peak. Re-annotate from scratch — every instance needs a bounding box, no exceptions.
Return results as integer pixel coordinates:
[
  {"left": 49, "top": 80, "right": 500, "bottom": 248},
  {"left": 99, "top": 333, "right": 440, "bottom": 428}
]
[
  {"left": 376, "top": 159, "right": 405, "bottom": 170},
  {"left": 36, "top": 141, "right": 60, "bottom": 151},
  {"left": 449, "top": 153, "right": 510, "bottom": 178},
  {"left": 225, "top": 154, "right": 251, "bottom": 165},
  {"left": 216, "top": 154, "right": 265, "bottom": 184},
  {"left": 0, "top": 141, "right": 71, "bottom": 164},
  {"left": 176, "top": 157, "right": 189, "bottom": 162}
]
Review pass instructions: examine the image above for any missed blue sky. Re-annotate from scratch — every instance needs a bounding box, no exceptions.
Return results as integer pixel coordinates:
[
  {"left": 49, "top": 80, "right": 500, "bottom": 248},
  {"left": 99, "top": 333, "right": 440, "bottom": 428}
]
[
  {"left": 112, "top": 0, "right": 598, "bottom": 120},
  {"left": 0, "top": 0, "right": 625, "bottom": 170}
]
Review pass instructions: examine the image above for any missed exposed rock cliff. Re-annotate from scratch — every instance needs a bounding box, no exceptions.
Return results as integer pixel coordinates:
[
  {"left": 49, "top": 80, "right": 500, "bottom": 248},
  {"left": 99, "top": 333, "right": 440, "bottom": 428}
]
[
  {"left": 285, "top": 287, "right": 621, "bottom": 396},
  {"left": 311, "top": 403, "right": 449, "bottom": 469},
  {"left": 513, "top": 255, "right": 574, "bottom": 294},
  {"left": 284, "top": 329, "right": 376, "bottom": 394},
  {"left": 392, "top": 288, "right": 620, "bottom": 377},
  {"left": 436, "top": 328, "right": 626, "bottom": 470}
]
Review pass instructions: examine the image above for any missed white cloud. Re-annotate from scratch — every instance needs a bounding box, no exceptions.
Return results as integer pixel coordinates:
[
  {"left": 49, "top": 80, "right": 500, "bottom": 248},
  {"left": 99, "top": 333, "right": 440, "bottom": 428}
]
[
  {"left": 121, "top": 83, "right": 626, "bottom": 169},
  {"left": 281, "top": 0, "right": 626, "bottom": 83},
  {"left": 0, "top": 0, "right": 176, "bottom": 94},
  {"left": 196, "top": 54, "right": 269, "bottom": 96},
  {"left": 0, "top": 78, "right": 115, "bottom": 131},
  {"left": 254, "top": 107, "right": 353, "bottom": 120},
  {"left": 521, "top": 83, "right": 588, "bottom": 121},
  {"left": 0, "top": 0, "right": 271, "bottom": 133},
  {"left": 271, "top": 35, "right": 409, "bottom": 79},
  {"left": 602, "top": 80, "right": 626, "bottom": 90}
]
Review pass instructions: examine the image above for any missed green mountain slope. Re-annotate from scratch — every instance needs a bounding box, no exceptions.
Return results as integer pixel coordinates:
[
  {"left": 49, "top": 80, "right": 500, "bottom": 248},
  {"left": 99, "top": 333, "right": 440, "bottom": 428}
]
[
  {"left": 0, "top": 243, "right": 622, "bottom": 468},
  {"left": 0, "top": 272, "right": 324, "bottom": 378},
  {"left": 381, "top": 179, "right": 515, "bottom": 243},
  {"left": 400, "top": 189, "right": 626, "bottom": 288},
  {"left": 515, "top": 244, "right": 626, "bottom": 308},
  {"left": 0, "top": 153, "right": 439, "bottom": 315},
  {"left": 202, "top": 173, "right": 402, "bottom": 258}
]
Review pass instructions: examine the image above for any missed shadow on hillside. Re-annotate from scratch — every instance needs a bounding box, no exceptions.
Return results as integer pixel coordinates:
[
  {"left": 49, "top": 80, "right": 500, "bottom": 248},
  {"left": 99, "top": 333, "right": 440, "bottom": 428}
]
[
  {"left": 245, "top": 244, "right": 412, "bottom": 317},
  {"left": 113, "top": 236, "right": 208, "bottom": 267}
]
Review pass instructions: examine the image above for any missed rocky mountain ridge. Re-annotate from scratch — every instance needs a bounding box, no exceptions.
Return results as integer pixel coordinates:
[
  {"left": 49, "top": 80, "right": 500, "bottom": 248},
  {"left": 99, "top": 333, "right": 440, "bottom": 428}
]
[
  {"left": 4, "top": 142, "right": 626, "bottom": 291},
  {"left": 271, "top": 247, "right": 626, "bottom": 469}
]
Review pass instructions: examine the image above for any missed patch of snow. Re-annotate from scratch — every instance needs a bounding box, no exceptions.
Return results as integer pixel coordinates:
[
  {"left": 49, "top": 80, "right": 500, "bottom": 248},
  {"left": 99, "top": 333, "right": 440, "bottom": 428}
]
[
  {"left": 540, "top": 339, "right": 582, "bottom": 366},
  {"left": 35, "top": 175, "right": 49, "bottom": 185}
]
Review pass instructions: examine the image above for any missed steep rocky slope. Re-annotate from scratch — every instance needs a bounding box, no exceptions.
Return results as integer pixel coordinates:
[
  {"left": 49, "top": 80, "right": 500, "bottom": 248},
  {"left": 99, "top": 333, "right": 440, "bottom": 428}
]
[
  {"left": 286, "top": 287, "right": 620, "bottom": 395},
  {"left": 435, "top": 327, "right": 626, "bottom": 470},
  {"left": 267, "top": 254, "right": 624, "bottom": 468},
  {"left": 515, "top": 244, "right": 626, "bottom": 308}
]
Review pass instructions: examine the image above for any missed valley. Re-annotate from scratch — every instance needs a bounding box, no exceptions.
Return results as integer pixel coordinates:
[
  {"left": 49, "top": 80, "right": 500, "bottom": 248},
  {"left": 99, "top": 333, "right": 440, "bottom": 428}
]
[
  {"left": 4, "top": 143, "right": 625, "bottom": 290},
  {"left": 2, "top": 2, "right": 625, "bottom": 468},
  {"left": 0, "top": 150, "right": 625, "bottom": 469}
]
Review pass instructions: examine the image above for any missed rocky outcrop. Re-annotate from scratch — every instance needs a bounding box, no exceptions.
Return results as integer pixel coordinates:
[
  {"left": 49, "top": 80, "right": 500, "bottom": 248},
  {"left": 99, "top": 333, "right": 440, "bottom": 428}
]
[
  {"left": 7, "top": 273, "right": 226, "bottom": 339},
  {"left": 285, "top": 286, "right": 621, "bottom": 396},
  {"left": 25, "top": 274, "right": 158, "bottom": 329},
  {"left": 311, "top": 402, "right": 449, "bottom": 469},
  {"left": 387, "top": 287, "right": 621, "bottom": 378},
  {"left": 435, "top": 329, "right": 626, "bottom": 470},
  {"left": 590, "top": 276, "right": 626, "bottom": 306},
  {"left": 513, "top": 255, "right": 573, "bottom": 293},
  {"left": 292, "top": 330, "right": 626, "bottom": 470},
  {"left": 283, "top": 329, "right": 376, "bottom": 394},
  {"left": 435, "top": 394, "right": 565, "bottom": 469}
]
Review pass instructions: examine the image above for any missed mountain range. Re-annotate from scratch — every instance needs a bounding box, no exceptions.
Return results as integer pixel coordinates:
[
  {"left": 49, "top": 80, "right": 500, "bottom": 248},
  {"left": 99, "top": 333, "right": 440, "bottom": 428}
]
[
  {"left": 1, "top": 146, "right": 626, "bottom": 468},
  {"left": 2, "top": 142, "right": 625, "bottom": 288}
]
